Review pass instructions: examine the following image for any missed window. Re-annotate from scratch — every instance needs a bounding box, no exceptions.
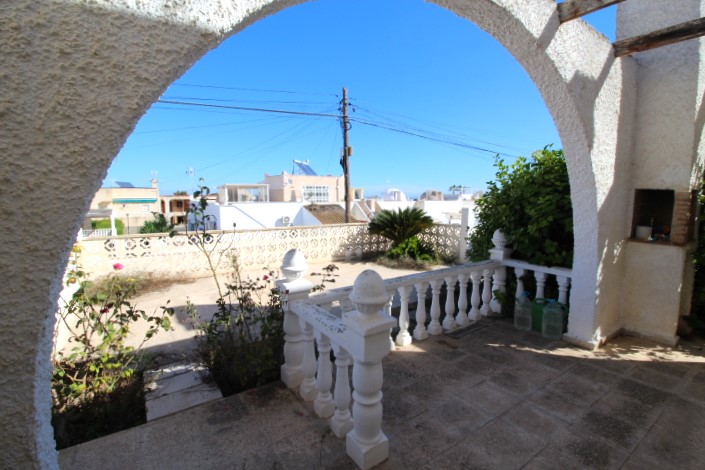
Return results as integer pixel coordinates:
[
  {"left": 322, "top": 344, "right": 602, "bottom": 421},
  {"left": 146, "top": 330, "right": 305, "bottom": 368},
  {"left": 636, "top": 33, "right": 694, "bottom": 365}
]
[{"left": 303, "top": 185, "right": 329, "bottom": 203}]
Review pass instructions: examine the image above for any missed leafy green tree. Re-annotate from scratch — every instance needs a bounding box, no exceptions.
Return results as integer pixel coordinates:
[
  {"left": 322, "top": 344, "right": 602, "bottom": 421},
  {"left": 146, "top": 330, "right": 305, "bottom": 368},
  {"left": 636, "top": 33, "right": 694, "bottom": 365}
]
[
  {"left": 467, "top": 147, "right": 573, "bottom": 268},
  {"left": 139, "top": 212, "right": 174, "bottom": 234},
  {"left": 173, "top": 190, "right": 188, "bottom": 196},
  {"left": 368, "top": 207, "right": 434, "bottom": 247}
]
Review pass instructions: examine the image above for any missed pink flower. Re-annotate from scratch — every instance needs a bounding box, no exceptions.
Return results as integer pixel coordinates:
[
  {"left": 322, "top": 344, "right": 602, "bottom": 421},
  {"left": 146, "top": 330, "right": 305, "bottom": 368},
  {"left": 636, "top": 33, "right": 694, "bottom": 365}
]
[
  {"left": 262, "top": 275, "right": 269, "bottom": 281},
  {"left": 113, "top": 263, "right": 124, "bottom": 271}
]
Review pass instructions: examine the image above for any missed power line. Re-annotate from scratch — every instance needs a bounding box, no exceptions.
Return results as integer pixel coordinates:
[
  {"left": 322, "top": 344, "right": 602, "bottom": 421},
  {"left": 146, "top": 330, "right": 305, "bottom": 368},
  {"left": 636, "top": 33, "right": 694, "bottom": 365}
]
[
  {"left": 157, "top": 99, "right": 340, "bottom": 119},
  {"left": 172, "top": 83, "right": 338, "bottom": 97}
]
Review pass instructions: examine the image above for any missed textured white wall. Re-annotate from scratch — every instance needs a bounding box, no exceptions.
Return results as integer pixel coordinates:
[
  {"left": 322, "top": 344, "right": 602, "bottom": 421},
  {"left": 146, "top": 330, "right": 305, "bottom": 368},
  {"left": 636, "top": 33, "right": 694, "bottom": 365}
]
[
  {"left": 618, "top": 0, "right": 705, "bottom": 343},
  {"left": 3, "top": 0, "right": 699, "bottom": 467}
]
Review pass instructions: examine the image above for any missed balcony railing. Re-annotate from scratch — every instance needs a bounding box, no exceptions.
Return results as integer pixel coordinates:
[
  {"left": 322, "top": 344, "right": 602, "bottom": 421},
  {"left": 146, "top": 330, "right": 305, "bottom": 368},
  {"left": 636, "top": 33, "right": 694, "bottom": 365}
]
[{"left": 275, "top": 230, "right": 572, "bottom": 469}]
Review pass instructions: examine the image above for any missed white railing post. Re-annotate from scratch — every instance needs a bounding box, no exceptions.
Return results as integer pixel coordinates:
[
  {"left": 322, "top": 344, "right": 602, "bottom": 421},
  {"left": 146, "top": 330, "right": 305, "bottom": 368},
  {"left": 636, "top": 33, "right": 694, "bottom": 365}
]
[
  {"left": 395, "top": 285, "right": 412, "bottom": 347},
  {"left": 490, "top": 267, "right": 506, "bottom": 315},
  {"left": 456, "top": 274, "right": 469, "bottom": 326},
  {"left": 413, "top": 282, "right": 429, "bottom": 340},
  {"left": 428, "top": 279, "right": 443, "bottom": 335},
  {"left": 534, "top": 271, "right": 547, "bottom": 299},
  {"left": 489, "top": 230, "right": 511, "bottom": 315},
  {"left": 442, "top": 276, "right": 457, "bottom": 330},
  {"left": 300, "top": 319, "right": 318, "bottom": 401},
  {"left": 480, "top": 268, "right": 493, "bottom": 317},
  {"left": 469, "top": 271, "right": 482, "bottom": 321},
  {"left": 314, "top": 332, "right": 335, "bottom": 418},
  {"left": 330, "top": 345, "right": 354, "bottom": 438},
  {"left": 344, "top": 270, "right": 396, "bottom": 470},
  {"left": 277, "top": 249, "right": 313, "bottom": 389}
]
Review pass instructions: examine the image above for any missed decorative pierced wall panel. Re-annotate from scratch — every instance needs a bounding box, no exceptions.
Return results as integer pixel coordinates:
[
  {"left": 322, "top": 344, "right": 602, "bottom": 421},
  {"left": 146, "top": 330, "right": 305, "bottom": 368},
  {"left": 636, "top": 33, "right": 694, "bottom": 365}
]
[
  {"left": 79, "top": 224, "right": 461, "bottom": 277},
  {"left": 420, "top": 224, "right": 462, "bottom": 260}
]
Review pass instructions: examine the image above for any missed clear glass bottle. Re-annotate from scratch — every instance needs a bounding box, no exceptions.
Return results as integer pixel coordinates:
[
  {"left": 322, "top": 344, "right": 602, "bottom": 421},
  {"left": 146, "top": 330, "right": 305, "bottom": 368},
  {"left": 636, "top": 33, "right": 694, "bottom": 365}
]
[
  {"left": 541, "top": 299, "right": 564, "bottom": 340},
  {"left": 513, "top": 291, "right": 532, "bottom": 331}
]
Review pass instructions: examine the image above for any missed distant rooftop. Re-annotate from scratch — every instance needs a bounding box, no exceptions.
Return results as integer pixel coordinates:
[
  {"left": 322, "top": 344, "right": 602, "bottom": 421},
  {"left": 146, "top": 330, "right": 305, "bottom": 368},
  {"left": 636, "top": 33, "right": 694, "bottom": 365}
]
[
  {"left": 293, "top": 159, "right": 318, "bottom": 176},
  {"left": 115, "top": 181, "right": 136, "bottom": 188},
  {"left": 305, "top": 204, "right": 364, "bottom": 224}
]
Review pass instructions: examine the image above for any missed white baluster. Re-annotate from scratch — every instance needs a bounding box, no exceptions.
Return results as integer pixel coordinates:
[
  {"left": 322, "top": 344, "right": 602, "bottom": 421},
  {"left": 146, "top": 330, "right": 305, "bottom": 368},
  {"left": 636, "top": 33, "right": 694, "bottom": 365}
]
[
  {"left": 314, "top": 332, "right": 335, "bottom": 418},
  {"left": 535, "top": 271, "right": 547, "bottom": 299},
  {"left": 277, "top": 248, "right": 312, "bottom": 389},
  {"left": 395, "top": 285, "right": 412, "bottom": 346},
  {"left": 557, "top": 276, "right": 571, "bottom": 305},
  {"left": 345, "top": 270, "right": 396, "bottom": 469},
  {"left": 490, "top": 265, "right": 507, "bottom": 315},
  {"left": 413, "top": 282, "right": 429, "bottom": 340},
  {"left": 330, "top": 345, "right": 353, "bottom": 438},
  {"left": 299, "top": 318, "right": 318, "bottom": 401},
  {"left": 385, "top": 293, "right": 395, "bottom": 351},
  {"left": 442, "top": 276, "right": 457, "bottom": 330},
  {"left": 456, "top": 274, "right": 469, "bottom": 326},
  {"left": 469, "top": 270, "right": 482, "bottom": 321},
  {"left": 514, "top": 267, "right": 526, "bottom": 301},
  {"left": 428, "top": 279, "right": 443, "bottom": 335},
  {"left": 480, "top": 268, "right": 493, "bottom": 317},
  {"left": 281, "top": 310, "right": 304, "bottom": 389}
]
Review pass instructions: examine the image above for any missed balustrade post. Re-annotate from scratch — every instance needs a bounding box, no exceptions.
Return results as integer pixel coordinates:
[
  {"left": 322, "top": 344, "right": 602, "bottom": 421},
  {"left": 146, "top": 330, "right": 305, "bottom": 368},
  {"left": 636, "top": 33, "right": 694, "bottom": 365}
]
[
  {"left": 314, "top": 332, "right": 335, "bottom": 418},
  {"left": 413, "top": 282, "right": 429, "bottom": 340},
  {"left": 469, "top": 270, "right": 482, "bottom": 321},
  {"left": 395, "top": 285, "right": 412, "bottom": 347},
  {"left": 344, "top": 270, "right": 396, "bottom": 470},
  {"left": 442, "top": 276, "right": 457, "bottom": 330},
  {"left": 384, "top": 294, "right": 395, "bottom": 351},
  {"left": 330, "top": 345, "right": 354, "bottom": 438},
  {"left": 514, "top": 268, "right": 526, "bottom": 301},
  {"left": 480, "top": 268, "right": 493, "bottom": 317},
  {"left": 557, "top": 276, "right": 571, "bottom": 305},
  {"left": 277, "top": 249, "right": 313, "bottom": 389},
  {"left": 428, "top": 279, "right": 443, "bottom": 335},
  {"left": 299, "top": 319, "right": 318, "bottom": 401},
  {"left": 489, "top": 266, "right": 506, "bottom": 316},
  {"left": 534, "top": 271, "right": 547, "bottom": 299},
  {"left": 456, "top": 274, "right": 469, "bottom": 326}
]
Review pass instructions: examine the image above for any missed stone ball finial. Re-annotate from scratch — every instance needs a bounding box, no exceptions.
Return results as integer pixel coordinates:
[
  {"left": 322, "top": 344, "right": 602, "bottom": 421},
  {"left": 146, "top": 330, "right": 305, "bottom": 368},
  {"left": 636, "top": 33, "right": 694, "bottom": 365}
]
[
  {"left": 281, "top": 249, "right": 307, "bottom": 281},
  {"left": 492, "top": 229, "right": 506, "bottom": 249},
  {"left": 349, "top": 269, "right": 389, "bottom": 315}
]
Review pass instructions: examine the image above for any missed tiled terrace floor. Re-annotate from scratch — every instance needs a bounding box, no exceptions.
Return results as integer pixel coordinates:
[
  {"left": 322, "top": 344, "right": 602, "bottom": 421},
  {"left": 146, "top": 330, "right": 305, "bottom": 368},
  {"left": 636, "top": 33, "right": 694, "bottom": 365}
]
[{"left": 59, "top": 319, "right": 705, "bottom": 469}]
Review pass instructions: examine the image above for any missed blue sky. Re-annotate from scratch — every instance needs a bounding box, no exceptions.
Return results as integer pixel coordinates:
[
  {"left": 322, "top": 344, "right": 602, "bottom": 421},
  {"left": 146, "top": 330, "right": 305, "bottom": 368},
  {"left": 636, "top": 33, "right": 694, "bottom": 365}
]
[{"left": 106, "top": 0, "right": 616, "bottom": 199}]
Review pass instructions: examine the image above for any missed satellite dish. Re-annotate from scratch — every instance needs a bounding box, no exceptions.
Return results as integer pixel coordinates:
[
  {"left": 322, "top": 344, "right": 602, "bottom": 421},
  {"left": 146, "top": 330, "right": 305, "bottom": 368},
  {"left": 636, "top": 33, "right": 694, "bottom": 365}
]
[{"left": 282, "top": 216, "right": 291, "bottom": 225}]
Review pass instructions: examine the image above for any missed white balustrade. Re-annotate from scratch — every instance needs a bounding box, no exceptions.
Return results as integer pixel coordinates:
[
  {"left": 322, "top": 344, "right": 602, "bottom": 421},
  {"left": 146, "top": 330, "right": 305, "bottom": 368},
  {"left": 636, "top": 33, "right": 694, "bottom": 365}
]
[
  {"left": 428, "top": 279, "right": 444, "bottom": 335},
  {"left": 413, "top": 282, "right": 429, "bottom": 340},
  {"left": 503, "top": 259, "right": 573, "bottom": 308},
  {"left": 395, "top": 285, "right": 412, "bottom": 347},
  {"left": 442, "top": 276, "right": 457, "bottom": 330},
  {"left": 456, "top": 274, "right": 469, "bottom": 326},
  {"left": 279, "top": 250, "right": 395, "bottom": 469},
  {"left": 274, "top": 231, "right": 573, "bottom": 469}
]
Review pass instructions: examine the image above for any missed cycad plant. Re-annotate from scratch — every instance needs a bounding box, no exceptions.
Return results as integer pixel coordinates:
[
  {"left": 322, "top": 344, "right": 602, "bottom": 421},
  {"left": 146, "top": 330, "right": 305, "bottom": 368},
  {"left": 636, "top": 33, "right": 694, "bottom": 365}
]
[{"left": 368, "top": 207, "right": 435, "bottom": 261}]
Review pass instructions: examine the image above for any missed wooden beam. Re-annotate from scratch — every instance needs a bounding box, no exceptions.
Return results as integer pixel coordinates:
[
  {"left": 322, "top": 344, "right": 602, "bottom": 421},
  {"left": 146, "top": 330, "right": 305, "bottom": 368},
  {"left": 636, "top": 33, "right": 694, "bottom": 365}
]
[
  {"left": 558, "top": 0, "right": 626, "bottom": 23},
  {"left": 614, "top": 16, "right": 705, "bottom": 57}
]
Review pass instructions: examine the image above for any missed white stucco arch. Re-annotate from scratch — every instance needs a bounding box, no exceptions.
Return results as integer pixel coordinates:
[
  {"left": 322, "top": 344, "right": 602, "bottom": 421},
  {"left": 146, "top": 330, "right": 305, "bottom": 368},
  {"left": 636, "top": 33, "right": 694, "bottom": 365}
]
[{"left": 4, "top": 0, "right": 684, "bottom": 467}]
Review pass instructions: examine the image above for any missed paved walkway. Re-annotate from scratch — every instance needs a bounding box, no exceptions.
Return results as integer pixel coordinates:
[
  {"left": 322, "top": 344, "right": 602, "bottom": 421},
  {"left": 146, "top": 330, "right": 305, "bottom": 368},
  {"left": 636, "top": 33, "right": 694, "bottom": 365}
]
[{"left": 60, "top": 319, "right": 705, "bottom": 469}]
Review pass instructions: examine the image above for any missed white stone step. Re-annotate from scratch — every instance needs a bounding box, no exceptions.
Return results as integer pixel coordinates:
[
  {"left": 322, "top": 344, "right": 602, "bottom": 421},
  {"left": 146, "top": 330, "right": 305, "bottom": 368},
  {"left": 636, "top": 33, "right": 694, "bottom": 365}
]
[{"left": 144, "top": 362, "right": 222, "bottom": 422}]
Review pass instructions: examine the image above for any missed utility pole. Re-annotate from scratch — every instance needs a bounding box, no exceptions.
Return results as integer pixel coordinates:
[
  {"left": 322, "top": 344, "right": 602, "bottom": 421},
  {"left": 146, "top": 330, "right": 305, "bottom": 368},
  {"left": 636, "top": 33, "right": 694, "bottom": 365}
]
[{"left": 341, "top": 87, "right": 352, "bottom": 223}]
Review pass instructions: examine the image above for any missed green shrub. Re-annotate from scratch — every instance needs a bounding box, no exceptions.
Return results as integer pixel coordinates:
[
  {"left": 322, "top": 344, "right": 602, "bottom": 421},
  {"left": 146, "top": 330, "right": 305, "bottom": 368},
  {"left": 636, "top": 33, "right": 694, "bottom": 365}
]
[
  {"left": 139, "top": 212, "right": 174, "bottom": 234},
  {"left": 467, "top": 146, "right": 573, "bottom": 268},
  {"left": 368, "top": 207, "right": 434, "bottom": 247},
  {"left": 92, "top": 218, "right": 125, "bottom": 235},
  {"left": 52, "top": 253, "right": 174, "bottom": 447},
  {"left": 386, "top": 236, "right": 435, "bottom": 261}
]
